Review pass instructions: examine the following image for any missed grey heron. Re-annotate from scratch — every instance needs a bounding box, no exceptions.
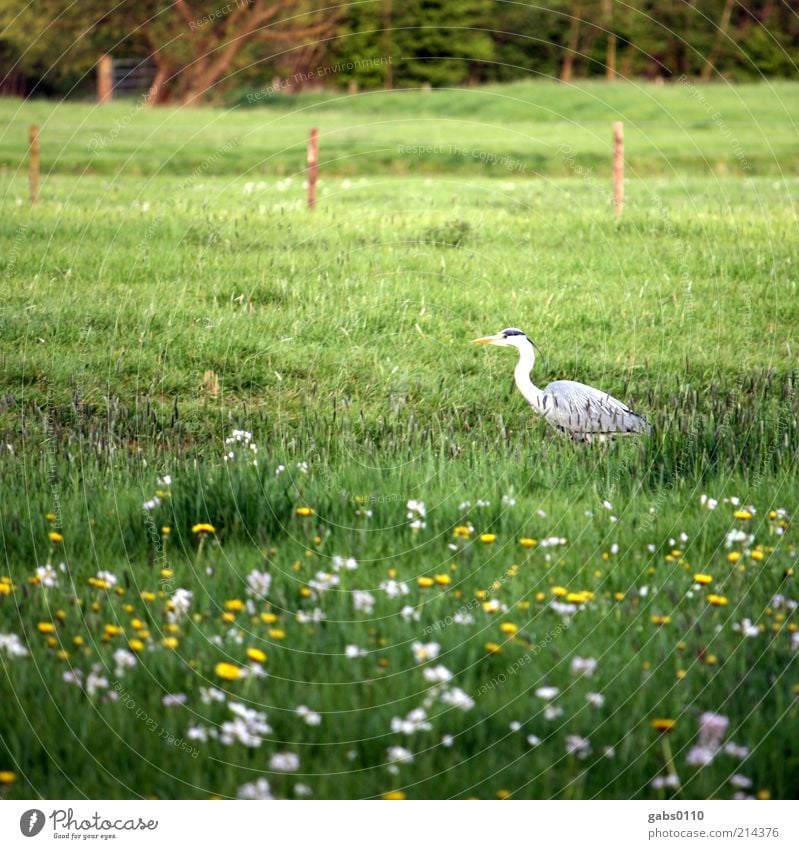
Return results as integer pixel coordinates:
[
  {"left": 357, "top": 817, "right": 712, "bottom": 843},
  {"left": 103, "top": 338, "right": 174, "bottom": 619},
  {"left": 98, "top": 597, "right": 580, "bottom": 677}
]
[{"left": 473, "top": 328, "right": 651, "bottom": 441}]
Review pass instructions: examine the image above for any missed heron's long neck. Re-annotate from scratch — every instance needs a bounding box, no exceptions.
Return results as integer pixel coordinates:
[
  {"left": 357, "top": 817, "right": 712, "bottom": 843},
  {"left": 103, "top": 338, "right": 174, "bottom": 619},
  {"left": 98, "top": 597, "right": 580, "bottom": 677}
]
[{"left": 514, "top": 343, "right": 545, "bottom": 414}]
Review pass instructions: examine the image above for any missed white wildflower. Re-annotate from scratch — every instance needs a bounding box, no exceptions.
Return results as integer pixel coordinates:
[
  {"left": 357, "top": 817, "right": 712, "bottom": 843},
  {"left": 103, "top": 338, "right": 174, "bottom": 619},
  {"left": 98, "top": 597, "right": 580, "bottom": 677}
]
[
  {"left": 380, "top": 580, "right": 409, "bottom": 598},
  {"left": 246, "top": 570, "right": 272, "bottom": 599},
  {"left": 440, "top": 687, "right": 475, "bottom": 711},
  {"left": 113, "top": 648, "right": 137, "bottom": 676},
  {"left": 423, "top": 665, "right": 453, "bottom": 684},
  {"left": 269, "top": 752, "right": 300, "bottom": 772},
  {"left": 35, "top": 564, "right": 58, "bottom": 588},
  {"left": 565, "top": 735, "right": 592, "bottom": 759},
  {"left": 386, "top": 746, "right": 414, "bottom": 765},
  {"left": 391, "top": 707, "right": 432, "bottom": 735},
  {"left": 0, "top": 633, "right": 28, "bottom": 658},
  {"left": 352, "top": 590, "right": 375, "bottom": 614},
  {"left": 345, "top": 645, "right": 367, "bottom": 658},
  {"left": 411, "top": 641, "right": 440, "bottom": 663},
  {"left": 237, "top": 777, "right": 273, "bottom": 800},
  {"left": 570, "top": 656, "right": 597, "bottom": 677},
  {"left": 296, "top": 705, "right": 321, "bottom": 726},
  {"left": 535, "top": 686, "right": 559, "bottom": 701}
]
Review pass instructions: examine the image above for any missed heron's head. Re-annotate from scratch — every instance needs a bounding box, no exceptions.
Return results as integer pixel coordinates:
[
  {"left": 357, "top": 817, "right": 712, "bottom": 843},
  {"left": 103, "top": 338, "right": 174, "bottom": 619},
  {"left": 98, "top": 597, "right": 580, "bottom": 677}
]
[{"left": 473, "top": 328, "right": 533, "bottom": 350}]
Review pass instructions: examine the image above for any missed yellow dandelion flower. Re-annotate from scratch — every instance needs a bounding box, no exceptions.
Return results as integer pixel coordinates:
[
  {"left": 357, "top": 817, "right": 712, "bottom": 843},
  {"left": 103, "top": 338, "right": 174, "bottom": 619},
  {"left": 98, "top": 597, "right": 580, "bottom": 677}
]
[
  {"left": 727, "top": 551, "right": 741, "bottom": 564},
  {"left": 417, "top": 577, "right": 435, "bottom": 588},
  {"left": 140, "top": 591, "right": 156, "bottom": 602},
  {"left": 260, "top": 612, "right": 278, "bottom": 624},
  {"left": 192, "top": 523, "right": 216, "bottom": 534},
  {"left": 215, "top": 662, "right": 242, "bottom": 680},
  {"left": 480, "top": 533, "right": 497, "bottom": 544},
  {"left": 496, "top": 789, "right": 511, "bottom": 800},
  {"left": 484, "top": 642, "right": 502, "bottom": 654},
  {"left": 750, "top": 549, "right": 764, "bottom": 562},
  {"left": 162, "top": 637, "right": 179, "bottom": 650},
  {"left": 434, "top": 574, "right": 451, "bottom": 586},
  {"left": 550, "top": 586, "right": 568, "bottom": 597},
  {"left": 518, "top": 538, "right": 537, "bottom": 548},
  {"left": 734, "top": 509, "right": 753, "bottom": 520},
  {"left": 224, "top": 599, "right": 245, "bottom": 612},
  {"left": 37, "top": 622, "right": 55, "bottom": 634},
  {"left": 0, "top": 771, "right": 17, "bottom": 785},
  {"left": 48, "top": 531, "right": 64, "bottom": 543},
  {"left": 104, "top": 624, "right": 124, "bottom": 636},
  {"left": 614, "top": 592, "right": 625, "bottom": 601},
  {"left": 651, "top": 615, "right": 671, "bottom": 626},
  {"left": 246, "top": 647, "right": 267, "bottom": 663},
  {"left": 295, "top": 507, "right": 315, "bottom": 517},
  {"left": 73, "top": 636, "right": 84, "bottom": 647},
  {"left": 693, "top": 573, "right": 712, "bottom": 585},
  {"left": 705, "top": 654, "right": 718, "bottom": 665},
  {"left": 518, "top": 600, "right": 530, "bottom": 610},
  {"left": 221, "top": 612, "right": 236, "bottom": 623},
  {"left": 651, "top": 718, "right": 676, "bottom": 733},
  {"left": 128, "top": 639, "right": 145, "bottom": 652},
  {"left": 268, "top": 629, "right": 285, "bottom": 640},
  {"left": 535, "top": 592, "right": 546, "bottom": 602},
  {"left": 499, "top": 623, "right": 518, "bottom": 636},
  {"left": 299, "top": 587, "right": 312, "bottom": 599},
  {"left": 130, "top": 618, "right": 144, "bottom": 630},
  {"left": 56, "top": 650, "right": 69, "bottom": 661},
  {"left": 676, "top": 669, "right": 686, "bottom": 680},
  {"left": 756, "top": 789, "right": 770, "bottom": 801},
  {"left": 45, "top": 513, "right": 57, "bottom": 522},
  {"left": 382, "top": 791, "right": 406, "bottom": 800},
  {"left": 161, "top": 526, "right": 171, "bottom": 536},
  {"left": 707, "top": 594, "right": 728, "bottom": 606},
  {"left": 453, "top": 525, "right": 472, "bottom": 539}
]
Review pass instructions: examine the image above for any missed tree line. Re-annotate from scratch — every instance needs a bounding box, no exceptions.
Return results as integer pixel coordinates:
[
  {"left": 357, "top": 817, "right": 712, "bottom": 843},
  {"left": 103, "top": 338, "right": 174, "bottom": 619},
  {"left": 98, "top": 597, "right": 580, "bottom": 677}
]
[{"left": 1, "top": 1, "right": 796, "bottom": 103}]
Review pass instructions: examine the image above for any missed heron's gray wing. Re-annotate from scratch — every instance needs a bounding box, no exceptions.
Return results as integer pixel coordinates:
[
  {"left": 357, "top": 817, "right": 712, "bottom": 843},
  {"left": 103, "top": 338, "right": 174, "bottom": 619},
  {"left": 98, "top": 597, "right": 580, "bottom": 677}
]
[{"left": 541, "top": 380, "right": 650, "bottom": 437}]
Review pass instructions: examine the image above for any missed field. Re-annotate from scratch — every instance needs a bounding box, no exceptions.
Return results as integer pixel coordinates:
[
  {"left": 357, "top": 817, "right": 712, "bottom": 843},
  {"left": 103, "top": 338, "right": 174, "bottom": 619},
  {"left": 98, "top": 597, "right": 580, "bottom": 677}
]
[{"left": 0, "top": 82, "right": 797, "bottom": 800}]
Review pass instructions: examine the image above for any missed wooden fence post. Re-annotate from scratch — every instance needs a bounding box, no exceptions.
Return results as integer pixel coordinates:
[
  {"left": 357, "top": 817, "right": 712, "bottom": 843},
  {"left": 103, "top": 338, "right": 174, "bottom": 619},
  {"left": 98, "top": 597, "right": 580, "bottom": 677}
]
[
  {"left": 97, "top": 54, "right": 113, "bottom": 104},
  {"left": 29, "top": 125, "right": 40, "bottom": 204},
  {"left": 612, "top": 121, "right": 624, "bottom": 217},
  {"left": 307, "top": 127, "right": 319, "bottom": 210}
]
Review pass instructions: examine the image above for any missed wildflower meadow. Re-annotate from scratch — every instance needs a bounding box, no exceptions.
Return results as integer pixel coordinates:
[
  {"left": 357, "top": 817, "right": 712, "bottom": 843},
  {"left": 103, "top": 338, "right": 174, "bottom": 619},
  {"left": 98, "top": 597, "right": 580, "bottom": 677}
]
[{"left": 0, "top": 83, "right": 798, "bottom": 802}]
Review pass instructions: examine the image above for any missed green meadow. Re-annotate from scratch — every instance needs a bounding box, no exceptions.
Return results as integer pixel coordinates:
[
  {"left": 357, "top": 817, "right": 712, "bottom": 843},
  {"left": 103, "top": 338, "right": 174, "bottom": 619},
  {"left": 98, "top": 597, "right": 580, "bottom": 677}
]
[{"left": 0, "top": 82, "right": 797, "bottom": 800}]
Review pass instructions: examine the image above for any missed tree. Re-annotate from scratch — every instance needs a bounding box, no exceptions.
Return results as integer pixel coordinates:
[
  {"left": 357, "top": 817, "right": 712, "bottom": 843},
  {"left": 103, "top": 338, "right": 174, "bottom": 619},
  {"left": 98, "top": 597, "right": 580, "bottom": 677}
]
[
  {"left": 333, "top": 0, "right": 494, "bottom": 89},
  {"left": 0, "top": 1, "right": 339, "bottom": 105}
]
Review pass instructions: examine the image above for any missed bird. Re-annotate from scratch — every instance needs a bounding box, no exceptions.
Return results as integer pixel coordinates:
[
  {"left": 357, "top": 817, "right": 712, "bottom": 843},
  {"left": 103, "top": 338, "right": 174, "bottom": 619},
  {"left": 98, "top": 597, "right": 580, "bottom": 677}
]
[{"left": 473, "top": 328, "right": 651, "bottom": 442}]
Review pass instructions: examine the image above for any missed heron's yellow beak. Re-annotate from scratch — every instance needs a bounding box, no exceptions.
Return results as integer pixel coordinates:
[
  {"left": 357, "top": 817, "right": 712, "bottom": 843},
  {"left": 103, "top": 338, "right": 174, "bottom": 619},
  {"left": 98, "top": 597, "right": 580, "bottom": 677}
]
[{"left": 473, "top": 335, "right": 499, "bottom": 345}]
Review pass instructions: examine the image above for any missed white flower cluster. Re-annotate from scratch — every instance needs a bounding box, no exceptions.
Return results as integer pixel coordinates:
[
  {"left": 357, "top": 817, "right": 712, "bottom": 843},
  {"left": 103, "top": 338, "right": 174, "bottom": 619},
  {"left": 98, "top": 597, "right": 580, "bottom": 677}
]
[
  {"left": 0, "top": 632, "right": 29, "bottom": 658},
  {"left": 406, "top": 499, "right": 427, "bottom": 531},
  {"left": 224, "top": 429, "right": 258, "bottom": 465}
]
